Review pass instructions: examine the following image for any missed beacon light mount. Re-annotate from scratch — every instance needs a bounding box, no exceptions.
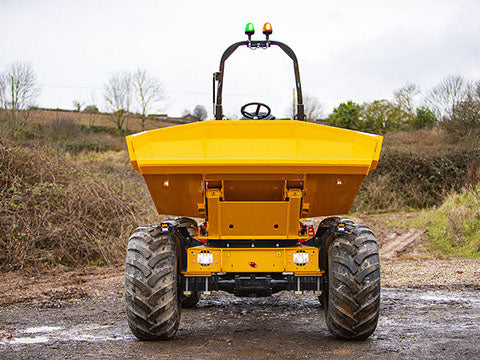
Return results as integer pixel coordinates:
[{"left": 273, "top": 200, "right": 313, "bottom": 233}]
[
  {"left": 213, "top": 22, "right": 305, "bottom": 121},
  {"left": 245, "top": 22, "right": 273, "bottom": 49}
]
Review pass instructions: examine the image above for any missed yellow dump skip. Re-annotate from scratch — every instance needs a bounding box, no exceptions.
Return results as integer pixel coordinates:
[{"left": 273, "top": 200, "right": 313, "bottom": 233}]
[{"left": 126, "top": 120, "right": 382, "bottom": 221}]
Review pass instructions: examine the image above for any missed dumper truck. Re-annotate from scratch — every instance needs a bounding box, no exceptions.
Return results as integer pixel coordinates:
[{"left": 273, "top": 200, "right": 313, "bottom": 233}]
[{"left": 125, "top": 23, "right": 383, "bottom": 341}]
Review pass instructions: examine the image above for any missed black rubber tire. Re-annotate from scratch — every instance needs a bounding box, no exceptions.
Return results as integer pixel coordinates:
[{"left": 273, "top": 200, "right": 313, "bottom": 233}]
[
  {"left": 316, "top": 217, "right": 355, "bottom": 308},
  {"left": 325, "top": 222, "right": 380, "bottom": 340},
  {"left": 181, "top": 291, "right": 201, "bottom": 308},
  {"left": 125, "top": 226, "right": 181, "bottom": 341}
]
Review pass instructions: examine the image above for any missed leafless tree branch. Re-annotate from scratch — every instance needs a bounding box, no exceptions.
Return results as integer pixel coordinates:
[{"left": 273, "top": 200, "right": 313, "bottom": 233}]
[
  {"left": 0, "top": 61, "right": 40, "bottom": 132},
  {"left": 103, "top": 72, "right": 132, "bottom": 131},
  {"left": 394, "top": 82, "right": 420, "bottom": 114},
  {"left": 425, "top": 75, "right": 473, "bottom": 121},
  {"left": 287, "top": 95, "right": 323, "bottom": 122},
  {"left": 132, "top": 69, "right": 166, "bottom": 130},
  {"left": 192, "top": 105, "right": 207, "bottom": 121}
]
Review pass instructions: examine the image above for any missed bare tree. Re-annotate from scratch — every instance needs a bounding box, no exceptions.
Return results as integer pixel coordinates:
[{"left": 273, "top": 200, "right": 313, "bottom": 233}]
[
  {"left": 192, "top": 105, "right": 207, "bottom": 121},
  {"left": 1, "top": 61, "right": 40, "bottom": 130},
  {"left": 443, "top": 95, "right": 480, "bottom": 138},
  {"left": 103, "top": 72, "right": 132, "bottom": 131},
  {"left": 442, "top": 81, "right": 480, "bottom": 138},
  {"left": 394, "top": 82, "right": 420, "bottom": 114},
  {"left": 0, "top": 74, "right": 5, "bottom": 110},
  {"left": 304, "top": 96, "right": 324, "bottom": 122},
  {"left": 72, "top": 100, "right": 83, "bottom": 112},
  {"left": 287, "top": 95, "right": 323, "bottom": 122},
  {"left": 425, "top": 75, "right": 473, "bottom": 120},
  {"left": 132, "top": 69, "right": 166, "bottom": 131}
]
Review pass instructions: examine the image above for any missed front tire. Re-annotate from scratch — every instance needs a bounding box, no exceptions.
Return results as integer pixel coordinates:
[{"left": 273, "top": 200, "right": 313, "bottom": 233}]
[
  {"left": 125, "top": 226, "right": 181, "bottom": 340},
  {"left": 325, "top": 222, "right": 380, "bottom": 340}
]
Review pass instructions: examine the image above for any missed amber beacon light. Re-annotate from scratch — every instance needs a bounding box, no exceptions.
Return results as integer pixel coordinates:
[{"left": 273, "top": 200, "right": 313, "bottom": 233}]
[{"left": 263, "top": 22, "right": 273, "bottom": 35}]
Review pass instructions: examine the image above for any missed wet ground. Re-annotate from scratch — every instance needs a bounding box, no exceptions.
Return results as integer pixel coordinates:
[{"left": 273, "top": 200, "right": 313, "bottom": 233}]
[{"left": 1, "top": 287, "right": 479, "bottom": 359}]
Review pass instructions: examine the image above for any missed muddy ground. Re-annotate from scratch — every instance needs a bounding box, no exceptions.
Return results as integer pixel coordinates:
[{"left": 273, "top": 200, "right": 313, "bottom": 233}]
[
  {"left": 1, "top": 287, "right": 479, "bottom": 360},
  {"left": 1, "top": 217, "right": 480, "bottom": 359}
]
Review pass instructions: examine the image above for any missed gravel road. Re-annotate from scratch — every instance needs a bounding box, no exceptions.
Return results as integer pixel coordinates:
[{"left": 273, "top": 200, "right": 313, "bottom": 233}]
[{"left": 1, "top": 287, "right": 479, "bottom": 360}]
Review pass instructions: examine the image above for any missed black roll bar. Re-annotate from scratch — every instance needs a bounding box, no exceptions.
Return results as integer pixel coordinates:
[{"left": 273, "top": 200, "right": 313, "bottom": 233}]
[{"left": 213, "top": 40, "right": 305, "bottom": 121}]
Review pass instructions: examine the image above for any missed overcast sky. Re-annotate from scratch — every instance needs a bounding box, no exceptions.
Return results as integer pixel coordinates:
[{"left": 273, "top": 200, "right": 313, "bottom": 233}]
[{"left": 1, "top": 0, "right": 479, "bottom": 118}]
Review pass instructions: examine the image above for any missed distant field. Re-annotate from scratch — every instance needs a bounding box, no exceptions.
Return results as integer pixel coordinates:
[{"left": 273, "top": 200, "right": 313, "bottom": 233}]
[{"left": 28, "top": 109, "right": 175, "bottom": 132}]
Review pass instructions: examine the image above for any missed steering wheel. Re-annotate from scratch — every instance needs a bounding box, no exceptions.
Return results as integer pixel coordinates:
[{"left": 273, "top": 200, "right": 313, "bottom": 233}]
[{"left": 240, "top": 102, "right": 271, "bottom": 119}]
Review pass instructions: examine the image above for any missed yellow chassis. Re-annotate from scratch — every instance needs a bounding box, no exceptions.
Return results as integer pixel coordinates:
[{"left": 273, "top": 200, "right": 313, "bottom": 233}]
[{"left": 182, "top": 245, "right": 324, "bottom": 276}]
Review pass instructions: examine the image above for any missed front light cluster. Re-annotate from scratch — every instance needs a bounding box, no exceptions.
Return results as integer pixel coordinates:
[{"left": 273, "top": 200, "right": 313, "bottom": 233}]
[
  {"left": 197, "top": 250, "right": 213, "bottom": 266},
  {"left": 293, "top": 250, "right": 309, "bottom": 266}
]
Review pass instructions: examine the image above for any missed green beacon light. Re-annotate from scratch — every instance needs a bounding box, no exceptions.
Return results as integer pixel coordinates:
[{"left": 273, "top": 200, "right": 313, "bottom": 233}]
[
  {"left": 245, "top": 23, "right": 255, "bottom": 43},
  {"left": 245, "top": 23, "right": 255, "bottom": 36}
]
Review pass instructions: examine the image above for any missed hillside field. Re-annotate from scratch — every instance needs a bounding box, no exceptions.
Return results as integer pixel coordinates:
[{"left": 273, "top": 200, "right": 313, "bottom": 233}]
[{"left": 1, "top": 111, "right": 479, "bottom": 270}]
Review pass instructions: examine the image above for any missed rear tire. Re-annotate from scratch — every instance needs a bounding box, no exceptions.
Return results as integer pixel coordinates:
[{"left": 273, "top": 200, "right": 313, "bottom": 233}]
[
  {"left": 325, "top": 222, "right": 380, "bottom": 340},
  {"left": 181, "top": 291, "right": 201, "bottom": 308},
  {"left": 125, "top": 226, "right": 181, "bottom": 341}
]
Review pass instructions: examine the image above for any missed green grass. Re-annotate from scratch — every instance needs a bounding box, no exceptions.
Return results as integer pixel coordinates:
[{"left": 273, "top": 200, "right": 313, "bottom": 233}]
[
  {"left": 362, "top": 187, "right": 480, "bottom": 259},
  {"left": 416, "top": 187, "right": 480, "bottom": 258},
  {"left": 403, "top": 187, "right": 480, "bottom": 258}
]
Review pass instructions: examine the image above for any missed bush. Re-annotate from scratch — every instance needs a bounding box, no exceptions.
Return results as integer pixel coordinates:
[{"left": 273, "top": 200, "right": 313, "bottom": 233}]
[
  {"left": 1, "top": 114, "right": 126, "bottom": 153},
  {"left": 442, "top": 96, "right": 480, "bottom": 139},
  {"left": 329, "top": 100, "right": 415, "bottom": 134},
  {"left": 0, "top": 138, "right": 158, "bottom": 270},
  {"left": 328, "top": 101, "right": 362, "bottom": 130},
  {"left": 360, "top": 100, "right": 412, "bottom": 134},
  {"left": 413, "top": 106, "right": 437, "bottom": 129},
  {"left": 83, "top": 105, "right": 99, "bottom": 114},
  {"left": 352, "top": 147, "right": 480, "bottom": 212}
]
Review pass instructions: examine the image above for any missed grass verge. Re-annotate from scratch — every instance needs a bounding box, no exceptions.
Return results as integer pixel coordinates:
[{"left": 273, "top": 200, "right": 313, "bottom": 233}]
[
  {"left": 380, "top": 187, "right": 480, "bottom": 259},
  {"left": 412, "top": 186, "right": 480, "bottom": 258}
]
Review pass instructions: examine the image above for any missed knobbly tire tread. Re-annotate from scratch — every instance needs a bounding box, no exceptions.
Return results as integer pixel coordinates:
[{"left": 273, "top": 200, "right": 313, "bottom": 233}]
[
  {"left": 325, "top": 219, "right": 380, "bottom": 340},
  {"left": 125, "top": 226, "right": 181, "bottom": 341}
]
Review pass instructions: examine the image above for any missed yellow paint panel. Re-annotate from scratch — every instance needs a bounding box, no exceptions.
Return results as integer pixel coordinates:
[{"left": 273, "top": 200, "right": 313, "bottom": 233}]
[
  {"left": 221, "top": 248, "right": 285, "bottom": 273},
  {"left": 186, "top": 246, "right": 321, "bottom": 275},
  {"left": 127, "top": 121, "right": 382, "bottom": 175},
  {"left": 143, "top": 174, "right": 204, "bottom": 217},
  {"left": 285, "top": 248, "right": 319, "bottom": 273},
  {"left": 127, "top": 120, "right": 383, "bottom": 218},
  {"left": 219, "top": 201, "right": 289, "bottom": 237},
  {"left": 187, "top": 248, "right": 222, "bottom": 273}
]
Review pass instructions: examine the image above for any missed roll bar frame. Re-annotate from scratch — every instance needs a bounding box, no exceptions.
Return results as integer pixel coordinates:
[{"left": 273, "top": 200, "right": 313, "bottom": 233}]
[{"left": 213, "top": 40, "right": 305, "bottom": 121}]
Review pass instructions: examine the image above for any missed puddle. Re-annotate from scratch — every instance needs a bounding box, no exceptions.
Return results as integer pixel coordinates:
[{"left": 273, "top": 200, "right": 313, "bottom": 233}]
[
  {"left": 23, "top": 326, "right": 63, "bottom": 334},
  {"left": 416, "top": 293, "right": 479, "bottom": 304},
  {"left": 4, "top": 336, "right": 50, "bottom": 345},
  {"left": 1, "top": 324, "right": 133, "bottom": 345}
]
